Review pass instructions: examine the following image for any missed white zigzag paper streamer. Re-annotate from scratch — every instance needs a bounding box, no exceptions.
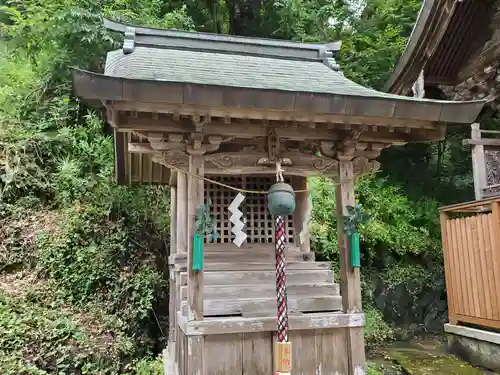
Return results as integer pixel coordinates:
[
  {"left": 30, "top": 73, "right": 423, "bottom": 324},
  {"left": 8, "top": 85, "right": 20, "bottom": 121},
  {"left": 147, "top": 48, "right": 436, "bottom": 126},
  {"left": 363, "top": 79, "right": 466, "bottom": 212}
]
[
  {"left": 299, "top": 193, "right": 313, "bottom": 245},
  {"left": 228, "top": 193, "right": 247, "bottom": 247}
]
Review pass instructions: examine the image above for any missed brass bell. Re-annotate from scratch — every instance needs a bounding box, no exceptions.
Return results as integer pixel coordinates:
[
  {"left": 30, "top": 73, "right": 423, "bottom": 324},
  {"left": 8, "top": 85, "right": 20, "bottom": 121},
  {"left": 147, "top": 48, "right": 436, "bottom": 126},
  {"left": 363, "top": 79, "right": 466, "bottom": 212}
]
[{"left": 267, "top": 182, "right": 296, "bottom": 216}]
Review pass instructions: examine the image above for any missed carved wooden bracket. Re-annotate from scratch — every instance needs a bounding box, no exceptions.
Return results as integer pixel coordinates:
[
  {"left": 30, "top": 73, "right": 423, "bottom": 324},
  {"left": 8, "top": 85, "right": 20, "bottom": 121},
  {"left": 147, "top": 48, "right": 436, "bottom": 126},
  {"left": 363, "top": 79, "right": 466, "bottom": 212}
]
[
  {"left": 364, "top": 143, "right": 387, "bottom": 159},
  {"left": 150, "top": 150, "right": 379, "bottom": 178},
  {"left": 319, "top": 141, "right": 336, "bottom": 157},
  {"left": 192, "top": 115, "right": 211, "bottom": 132},
  {"left": 147, "top": 132, "right": 186, "bottom": 151},
  {"left": 152, "top": 150, "right": 189, "bottom": 169},
  {"left": 205, "top": 149, "right": 340, "bottom": 175},
  {"left": 205, "top": 151, "right": 266, "bottom": 169},
  {"left": 353, "top": 157, "right": 380, "bottom": 176},
  {"left": 336, "top": 127, "right": 367, "bottom": 157},
  {"left": 185, "top": 134, "right": 233, "bottom": 155}
]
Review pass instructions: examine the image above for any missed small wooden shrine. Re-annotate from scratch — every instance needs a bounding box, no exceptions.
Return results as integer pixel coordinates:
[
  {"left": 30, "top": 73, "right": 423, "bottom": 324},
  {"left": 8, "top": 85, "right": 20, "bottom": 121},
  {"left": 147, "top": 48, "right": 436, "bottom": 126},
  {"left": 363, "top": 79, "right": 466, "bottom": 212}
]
[{"left": 72, "top": 19, "right": 485, "bottom": 375}]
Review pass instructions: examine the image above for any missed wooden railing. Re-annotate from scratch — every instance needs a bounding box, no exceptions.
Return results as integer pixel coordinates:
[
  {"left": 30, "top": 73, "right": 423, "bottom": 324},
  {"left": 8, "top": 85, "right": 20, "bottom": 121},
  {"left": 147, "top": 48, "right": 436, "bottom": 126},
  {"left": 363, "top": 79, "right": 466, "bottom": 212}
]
[
  {"left": 440, "top": 197, "right": 500, "bottom": 330},
  {"left": 463, "top": 123, "right": 500, "bottom": 200}
]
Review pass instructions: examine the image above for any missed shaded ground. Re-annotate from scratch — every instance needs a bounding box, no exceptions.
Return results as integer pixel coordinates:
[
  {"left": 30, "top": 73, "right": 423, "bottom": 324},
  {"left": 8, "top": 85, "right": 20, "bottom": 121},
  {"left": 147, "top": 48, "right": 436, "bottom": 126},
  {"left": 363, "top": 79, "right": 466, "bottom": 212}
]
[{"left": 369, "top": 337, "right": 498, "bottom": 375}]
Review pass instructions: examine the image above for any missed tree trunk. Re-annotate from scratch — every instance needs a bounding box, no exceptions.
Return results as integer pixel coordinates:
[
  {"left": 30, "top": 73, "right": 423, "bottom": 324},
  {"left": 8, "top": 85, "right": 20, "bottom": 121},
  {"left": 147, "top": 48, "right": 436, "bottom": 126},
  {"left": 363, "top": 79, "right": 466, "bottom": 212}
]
[{"left": 226, "top": 0, "right": 262, "bottom": 36}]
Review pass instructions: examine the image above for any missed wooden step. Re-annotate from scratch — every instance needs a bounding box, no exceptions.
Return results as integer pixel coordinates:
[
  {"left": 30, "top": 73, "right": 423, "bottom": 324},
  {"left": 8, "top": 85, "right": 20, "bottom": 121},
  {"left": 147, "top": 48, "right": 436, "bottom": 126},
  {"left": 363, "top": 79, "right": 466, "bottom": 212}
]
[
  {"left": 203, "top": 243, "right": 301, "bottom": 253},
  {"left": 180, "top": 283, "right": 340, "bottom": 300},
  {"left": 179, "top": 269, "right": 333, "bottom": 286},
  {"left": 171, "top": 251, "right": 309, "bottom": 263},
  {"left": 175, "top": 261, "right": 331, "bottom": 272},
  {"left": 183, "top": 295, "right": 343, "bottom": 316}
]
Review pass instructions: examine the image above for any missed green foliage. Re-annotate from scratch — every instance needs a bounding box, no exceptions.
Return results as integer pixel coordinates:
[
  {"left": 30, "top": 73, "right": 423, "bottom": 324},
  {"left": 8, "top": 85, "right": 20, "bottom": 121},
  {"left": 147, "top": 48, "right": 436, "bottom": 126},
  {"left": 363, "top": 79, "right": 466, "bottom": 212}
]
[
  {"left": 0, "top": 0, "right": 186, "bottom": 372},
  {"left": 366, "top": 362, "right": 386, "bottom": 375},
  {"left": 134, "top": 355, "right": 164, "bottom": 375},
  {"left": 364, "top": 305, "right": 395, "bottom": 349},
  {"left": 375, "top": 262, "right": 447, "bottom": 332},
  {"left": 310, "top": 175, "right": 448, "bottom": 334},
  {"left": 36, "top": 204, "right": 165, "bottom": 331},
  {"left": 0, "top": 283, "right": 136, "bottom": 375},
  {"left": 356, "top": 177, "right": 442, "bottom": 259},
  {"left": 340, "top": 0, "right": 422, "bottom": 89},
  {"left": 310, "top": 176, "right": 442, "bottom": 261},
  {"left": 343, "top": 204, "right": 371, "bottom": 235},
  {"left": 309, "top": 177, "right": 338, "bottom": 262},
  {"left": 195, "top": 199, "right": 220, "bottom": 241}
]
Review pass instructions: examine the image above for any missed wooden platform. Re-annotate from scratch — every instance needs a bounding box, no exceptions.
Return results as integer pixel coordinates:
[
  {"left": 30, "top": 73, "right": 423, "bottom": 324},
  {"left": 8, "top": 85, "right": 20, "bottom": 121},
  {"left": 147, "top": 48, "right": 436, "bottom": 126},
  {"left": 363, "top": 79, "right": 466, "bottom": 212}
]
[
  {"left": 173, "top": 312, "right": 364, "bottom": 375},
  {"left": 167, "top": 243, "right": 363, "bottom": 375}
]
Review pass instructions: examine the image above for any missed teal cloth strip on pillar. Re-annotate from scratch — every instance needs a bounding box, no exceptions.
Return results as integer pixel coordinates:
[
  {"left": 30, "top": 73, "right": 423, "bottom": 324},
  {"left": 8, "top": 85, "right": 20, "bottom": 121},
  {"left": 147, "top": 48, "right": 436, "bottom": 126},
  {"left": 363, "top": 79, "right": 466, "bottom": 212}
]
[
  {"left": 349, "top": 232, "right": 361, "bottom": 268},
  {"left": 192, "top": 233, "right": 204, "bottom": 271}
]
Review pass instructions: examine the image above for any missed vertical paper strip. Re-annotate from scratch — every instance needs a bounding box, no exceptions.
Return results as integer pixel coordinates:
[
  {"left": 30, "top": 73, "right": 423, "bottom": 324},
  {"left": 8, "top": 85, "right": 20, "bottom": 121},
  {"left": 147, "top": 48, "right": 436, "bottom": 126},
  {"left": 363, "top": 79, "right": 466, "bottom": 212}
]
[{"left": 229, "top": 192, "right": 247, "bottom": 247}]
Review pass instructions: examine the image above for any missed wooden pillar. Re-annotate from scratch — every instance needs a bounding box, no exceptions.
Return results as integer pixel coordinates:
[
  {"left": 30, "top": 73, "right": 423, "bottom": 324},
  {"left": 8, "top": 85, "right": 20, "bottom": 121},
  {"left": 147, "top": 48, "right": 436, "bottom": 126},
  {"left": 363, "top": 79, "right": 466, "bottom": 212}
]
[
  {"left": 175, "top": 171, "right": 187, "bottom": 336},
  {"left": 171, "top": 186, "right": 178, "bottom": 254},
  {"left": 292, "top": 176, "right": 311, "bottom": 254},
  {"left": 168, "top": 185, "right": 177, "bottom": 350},
  {"left": 187, "top": 153, "right": 204, "bottom": 321},
  {"left": 336, "top": 158, "right": 365, "bottom": 375},
  {"left": 186, "top": 152, "right": 205, "bottom": 375},
  {"left": 336, "top": 159, "right": 362, "bottom": 312},
  {"left": 471, "top": 123, "right": 486, "bottom": 201},
  {"left": 177, "top": 172, "right": 188, "bottom": 253}
]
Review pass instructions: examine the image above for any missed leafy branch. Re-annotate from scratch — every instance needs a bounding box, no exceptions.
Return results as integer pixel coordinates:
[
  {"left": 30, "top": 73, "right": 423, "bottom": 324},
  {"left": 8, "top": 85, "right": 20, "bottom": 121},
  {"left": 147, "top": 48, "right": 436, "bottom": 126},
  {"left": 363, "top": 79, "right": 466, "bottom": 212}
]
[
  {"left": 343, "top": 204, "right": 371, "bottom": 235},
  {"left": 195, "top": 198, "right": 219, "bottom": 241}
]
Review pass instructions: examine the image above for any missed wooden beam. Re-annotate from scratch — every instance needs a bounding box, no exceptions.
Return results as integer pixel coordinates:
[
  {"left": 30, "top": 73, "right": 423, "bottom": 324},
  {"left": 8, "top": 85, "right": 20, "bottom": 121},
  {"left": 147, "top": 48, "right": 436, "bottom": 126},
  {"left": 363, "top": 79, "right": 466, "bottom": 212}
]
[
  {"left": 130, "top": 118, "right": 436, "bottom": 144},
  {"left": 116, "top": 112, "right": 439, "bottom": 136},
  {"left": 463, "top": 138, "right": 500, "bottom": 147},
  {"left": 177, "top": 312, "right": 364, "bottom": 335},
  {"left": 439, "top": 196, "right": 500, "bottom": 213},
  {"left": 129, "top": 141, "right": 389, "bottom": 160},
  {"left": 146, "top": 144, "right": 380, "bottom": 178},
  {"left": 187, "top": 153, "right": 204, "bottom": 321},
  {"left": 335, "top": 158, "right": 365, "bottom": 375},
  {"left": 111, "top": 101, "right": 438, "bottom": 130}
]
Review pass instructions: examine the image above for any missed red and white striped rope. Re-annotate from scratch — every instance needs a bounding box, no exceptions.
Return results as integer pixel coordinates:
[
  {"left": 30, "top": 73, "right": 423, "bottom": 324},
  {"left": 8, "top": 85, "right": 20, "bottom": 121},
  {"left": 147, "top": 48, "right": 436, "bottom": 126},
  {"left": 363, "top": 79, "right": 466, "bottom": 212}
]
[{"left": 275, "top": 215, "right": 289, "bottom": 343}]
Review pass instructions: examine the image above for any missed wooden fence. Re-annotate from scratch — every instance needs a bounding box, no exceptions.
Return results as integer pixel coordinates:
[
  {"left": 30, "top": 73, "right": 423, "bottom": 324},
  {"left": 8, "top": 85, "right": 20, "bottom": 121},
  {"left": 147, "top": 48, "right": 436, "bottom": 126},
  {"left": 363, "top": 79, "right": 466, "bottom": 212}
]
[{"left": 440, "top": 197, "right": 500, "bottom": 330}]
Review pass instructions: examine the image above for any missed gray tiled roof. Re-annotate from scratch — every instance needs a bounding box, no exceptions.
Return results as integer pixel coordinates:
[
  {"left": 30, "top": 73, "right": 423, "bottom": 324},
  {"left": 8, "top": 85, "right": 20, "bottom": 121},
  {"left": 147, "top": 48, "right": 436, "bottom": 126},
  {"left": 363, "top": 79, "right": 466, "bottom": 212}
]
[{"left": 104, "top": 47, "right": 426, "bottom": 101}]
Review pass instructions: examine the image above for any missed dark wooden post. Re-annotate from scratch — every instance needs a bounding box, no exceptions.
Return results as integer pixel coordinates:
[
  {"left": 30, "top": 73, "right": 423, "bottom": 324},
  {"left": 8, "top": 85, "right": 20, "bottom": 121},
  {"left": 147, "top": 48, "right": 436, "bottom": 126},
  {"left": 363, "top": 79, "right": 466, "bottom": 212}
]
[
  {"left": 336, "top": 158, "right": 365, "bottom": 375},
  {"left": 173, "top": 171, "right": 187, "bottom": 362},
  {"left": 185, "top": 151, "right": 205, "bottom": 375},
  {"left": 440, "top": 211, "right": 457, "bottom": 325},
  {"left": 168, "top": 184, "right": 177, "bottom": 351},
  {"left": 292, "top": 176, "right": 311, "bottom": 254},
  {"left": 177, "top": 172, "right": 187, "bottom": 254},
  {"left": 187, "top": 152, "right": 204, "bottom": 321},
  {"left": 471, "top": 123, "right": 486, "bottom": 201}
]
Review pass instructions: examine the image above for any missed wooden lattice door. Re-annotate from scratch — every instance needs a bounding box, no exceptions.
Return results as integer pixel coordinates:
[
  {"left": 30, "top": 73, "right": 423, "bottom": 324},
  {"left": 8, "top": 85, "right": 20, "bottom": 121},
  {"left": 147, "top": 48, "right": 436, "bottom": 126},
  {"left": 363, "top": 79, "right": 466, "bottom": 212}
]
[{"left": 204, "top": 176, "right": 295, "bottom": 245}]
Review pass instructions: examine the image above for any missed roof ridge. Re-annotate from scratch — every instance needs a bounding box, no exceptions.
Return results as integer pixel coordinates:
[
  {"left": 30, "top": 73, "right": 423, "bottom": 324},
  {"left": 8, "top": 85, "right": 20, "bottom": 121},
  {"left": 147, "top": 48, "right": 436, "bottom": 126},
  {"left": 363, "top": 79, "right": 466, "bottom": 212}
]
[{"left": 103, "top": 18, "right": 341, "bottom": 62}]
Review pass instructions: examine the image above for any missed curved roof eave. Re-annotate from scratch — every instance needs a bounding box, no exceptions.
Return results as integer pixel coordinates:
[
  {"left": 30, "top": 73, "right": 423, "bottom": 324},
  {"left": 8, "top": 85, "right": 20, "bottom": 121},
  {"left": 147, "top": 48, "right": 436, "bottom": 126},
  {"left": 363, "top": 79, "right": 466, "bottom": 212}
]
[
  {"left": 72, "top": 69, "right": 485, "bottom": 126},
  {"left": 384, "top": 0, "right": 457, "bottom": 94}
]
